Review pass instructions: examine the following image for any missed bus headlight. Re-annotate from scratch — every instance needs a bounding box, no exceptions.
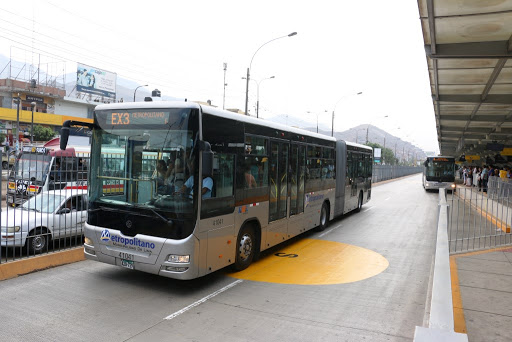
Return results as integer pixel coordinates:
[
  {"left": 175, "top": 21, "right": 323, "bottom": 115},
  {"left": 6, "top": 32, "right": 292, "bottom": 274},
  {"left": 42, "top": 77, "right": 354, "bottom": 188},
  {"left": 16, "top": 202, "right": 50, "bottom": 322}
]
[
  {"left": 84, "top": 237, "right": 94, "bottom": 246},
  {"left": 451, "top": 183, "right": 456, "bottom": 188},
  {"left": 167, "top": 254, "right": 190, "bottom": 263}
]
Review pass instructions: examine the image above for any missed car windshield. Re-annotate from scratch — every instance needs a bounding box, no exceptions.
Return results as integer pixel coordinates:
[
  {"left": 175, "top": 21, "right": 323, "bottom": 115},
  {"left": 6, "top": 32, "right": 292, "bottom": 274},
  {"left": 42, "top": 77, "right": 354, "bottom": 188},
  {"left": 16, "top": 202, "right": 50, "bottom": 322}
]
[
  {"left": 21, "top": 193, "right": 65, "bottom": 213},
  {"left": 12, "top": 153, "right": 51, "bottom": 182},
  {"left": 89, "top": 108, "right": 199, "bottom": 216}
]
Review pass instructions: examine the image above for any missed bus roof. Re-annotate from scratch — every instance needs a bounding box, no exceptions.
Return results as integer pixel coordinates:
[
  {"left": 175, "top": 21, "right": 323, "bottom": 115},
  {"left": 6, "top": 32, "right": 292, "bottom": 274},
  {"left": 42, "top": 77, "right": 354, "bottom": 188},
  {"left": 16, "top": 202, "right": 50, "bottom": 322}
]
[
  {"left": 346, "top": 141, "right": 373, "bottom": 151},
  {"left": 95, "top": 101, "right": 337, "bottom": 143}
]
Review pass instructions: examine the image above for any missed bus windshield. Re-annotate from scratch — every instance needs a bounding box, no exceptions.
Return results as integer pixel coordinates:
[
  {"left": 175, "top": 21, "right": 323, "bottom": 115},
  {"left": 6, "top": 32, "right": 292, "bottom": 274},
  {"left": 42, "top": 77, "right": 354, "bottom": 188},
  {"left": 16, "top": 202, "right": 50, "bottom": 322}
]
[
  {"left": 12, "top": 153, "right": 51, "bottom": 183},
  {"left": 89, "top": 108, "right": 199, "bottom": 216},
  {"left": 425, "top": 159, "right": 455, "bottom": 181}
]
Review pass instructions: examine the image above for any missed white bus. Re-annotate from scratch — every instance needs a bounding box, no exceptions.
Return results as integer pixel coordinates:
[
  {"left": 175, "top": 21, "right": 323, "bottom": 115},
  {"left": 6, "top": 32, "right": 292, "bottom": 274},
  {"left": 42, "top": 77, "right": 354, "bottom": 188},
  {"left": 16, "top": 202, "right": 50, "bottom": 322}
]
[
  {"left": 7, "top": 138, "right": 89, "bottom": 206},
  {"left": 61, "top": 100, "right": 372, "bottom": 280},
  {"left": 422, "top": 156, "right": 456, "bottom": 191}
]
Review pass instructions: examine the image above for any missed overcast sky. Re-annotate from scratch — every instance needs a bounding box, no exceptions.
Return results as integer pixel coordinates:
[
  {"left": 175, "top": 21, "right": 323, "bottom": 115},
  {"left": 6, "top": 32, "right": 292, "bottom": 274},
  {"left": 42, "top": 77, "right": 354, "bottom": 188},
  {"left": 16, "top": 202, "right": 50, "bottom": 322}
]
[{"left": 0, "top": 0, "right": 439, "bottom": 153}]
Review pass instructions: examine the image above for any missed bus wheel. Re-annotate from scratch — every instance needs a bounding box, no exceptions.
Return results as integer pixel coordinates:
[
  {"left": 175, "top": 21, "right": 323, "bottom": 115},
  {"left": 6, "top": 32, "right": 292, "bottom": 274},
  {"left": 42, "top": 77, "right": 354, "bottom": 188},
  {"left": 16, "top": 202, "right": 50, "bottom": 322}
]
[
  {"left": 26, "top": 228, "right": 50, "bottom": 254},
  {"left": 233, "top": 225, "right": 255, "bottom": 271},
  {"left": 317, "top": 202, "right": 329, "bottom": 231},
  {"left": 356, "top": 192, "right": 363, "bottom": 212},
  {"left": 2, "top": 161, "right": 8, "bottom": 169}
]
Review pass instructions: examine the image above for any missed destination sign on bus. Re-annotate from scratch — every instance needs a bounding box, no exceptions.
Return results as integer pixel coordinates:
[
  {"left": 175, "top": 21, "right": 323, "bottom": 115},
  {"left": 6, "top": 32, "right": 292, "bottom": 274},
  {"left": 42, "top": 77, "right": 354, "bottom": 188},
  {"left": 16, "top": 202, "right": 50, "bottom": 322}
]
[
  {"left": 432, "top": 157, "right": 451, "bottom": 162},
  {"left": 107, "top": 111, "right": 169, "bottom": 126}
]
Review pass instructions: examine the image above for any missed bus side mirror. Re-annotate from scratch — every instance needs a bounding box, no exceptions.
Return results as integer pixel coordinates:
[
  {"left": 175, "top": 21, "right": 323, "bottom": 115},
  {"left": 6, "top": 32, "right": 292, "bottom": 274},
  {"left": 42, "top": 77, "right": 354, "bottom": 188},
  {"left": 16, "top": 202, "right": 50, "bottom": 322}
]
[
  {"left": 57, "top": 208, "right": 71, "bottom": 215},
  {"left": 61, "top": 120, "right": 71, "bottom": 150},
  {"left": 423, "top": 160, "right": 428, "bottom": 167}
]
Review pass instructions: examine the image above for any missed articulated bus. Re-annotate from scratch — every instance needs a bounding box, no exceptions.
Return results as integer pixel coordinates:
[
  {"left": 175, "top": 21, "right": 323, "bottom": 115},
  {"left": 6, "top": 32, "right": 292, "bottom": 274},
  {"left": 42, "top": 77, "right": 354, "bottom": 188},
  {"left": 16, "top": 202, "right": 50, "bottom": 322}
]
[
  {"left": 7, "top": 138, "right": 90, "bottom": 206},
  {"left": 60, "top": 100, "right": 372, "bottom": 280},
  {"left": 422, "top": 156, "right": 456, "bottom": 191}
]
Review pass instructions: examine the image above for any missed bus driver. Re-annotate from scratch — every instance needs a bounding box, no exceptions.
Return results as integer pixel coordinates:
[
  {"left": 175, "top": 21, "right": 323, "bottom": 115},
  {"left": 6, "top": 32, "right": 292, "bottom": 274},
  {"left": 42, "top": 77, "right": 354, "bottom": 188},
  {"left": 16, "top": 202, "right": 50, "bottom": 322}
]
[{"left": 177, "top": 160, "right": 213, "bottom": 199}]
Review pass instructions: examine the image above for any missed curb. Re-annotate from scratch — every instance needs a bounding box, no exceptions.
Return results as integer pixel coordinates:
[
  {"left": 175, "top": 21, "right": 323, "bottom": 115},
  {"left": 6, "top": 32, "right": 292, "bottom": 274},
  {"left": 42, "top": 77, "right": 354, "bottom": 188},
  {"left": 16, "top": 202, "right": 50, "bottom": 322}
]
[{"left": 0, "top": 248, "right": 85, "bottom": 281}]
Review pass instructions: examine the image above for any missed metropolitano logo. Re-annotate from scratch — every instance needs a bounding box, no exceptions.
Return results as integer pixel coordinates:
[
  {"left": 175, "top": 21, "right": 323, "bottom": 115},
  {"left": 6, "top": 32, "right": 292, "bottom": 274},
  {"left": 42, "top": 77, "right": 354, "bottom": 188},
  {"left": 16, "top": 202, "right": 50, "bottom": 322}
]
[{"left": 100, "top": 229, "right": 111, "bottom": 242}]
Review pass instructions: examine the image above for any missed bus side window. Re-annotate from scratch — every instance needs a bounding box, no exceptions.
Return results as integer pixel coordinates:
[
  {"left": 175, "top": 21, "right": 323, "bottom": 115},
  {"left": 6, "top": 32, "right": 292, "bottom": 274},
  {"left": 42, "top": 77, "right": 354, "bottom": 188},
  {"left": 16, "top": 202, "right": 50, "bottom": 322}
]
[{"left": 200, "top": 153, "right": 235, "bottom": 219}]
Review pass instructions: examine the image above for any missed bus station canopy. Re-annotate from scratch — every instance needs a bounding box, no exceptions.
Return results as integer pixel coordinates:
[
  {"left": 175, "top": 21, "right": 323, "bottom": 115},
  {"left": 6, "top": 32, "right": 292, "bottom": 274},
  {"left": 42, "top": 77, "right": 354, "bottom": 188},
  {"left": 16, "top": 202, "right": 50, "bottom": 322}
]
[{"left": 418, "top": 0, "right": 512, "bottom": 159}]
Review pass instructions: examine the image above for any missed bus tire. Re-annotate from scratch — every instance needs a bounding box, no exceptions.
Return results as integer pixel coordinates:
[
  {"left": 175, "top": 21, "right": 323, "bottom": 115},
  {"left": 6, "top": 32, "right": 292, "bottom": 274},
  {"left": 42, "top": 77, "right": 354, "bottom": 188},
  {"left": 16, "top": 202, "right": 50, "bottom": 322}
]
[
  {"left": 2, "top": 161, "right": 8, "bottom": 169},
  {"left": 356, "top": 192, "right": 363, "bottom": 212},
  {"left": 26, "top": 227, "right": 50, "bottom": 254},
  {"left": 233, "top": 224, "right": 256, "bottom": 271},
  {"left": 316, "top": 202, "right": 330, "bottom": 232}
]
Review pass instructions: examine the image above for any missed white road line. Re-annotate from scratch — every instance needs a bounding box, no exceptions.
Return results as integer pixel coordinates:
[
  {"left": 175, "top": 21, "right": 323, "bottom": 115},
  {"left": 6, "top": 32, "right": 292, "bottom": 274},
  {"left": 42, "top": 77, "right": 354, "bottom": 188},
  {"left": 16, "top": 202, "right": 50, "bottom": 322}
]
[
  {"left": 318, "top": 228, "right": 335, "bottom": 237},
  {"left": 384, "top": 197, "right": 391, "bottom": 201},
  {"left": 164, "top": 279, "right": 243, "bottom": 320},
  {"left": 363, "top": 206, "right": 375, "bottom": 212}
]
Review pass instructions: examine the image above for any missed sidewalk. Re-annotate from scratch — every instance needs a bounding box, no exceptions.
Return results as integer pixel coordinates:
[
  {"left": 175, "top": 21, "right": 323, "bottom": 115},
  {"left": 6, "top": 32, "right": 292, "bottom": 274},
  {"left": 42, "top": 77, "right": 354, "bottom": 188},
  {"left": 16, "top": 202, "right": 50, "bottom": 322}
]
[
  {"left": 451, "top": 248, "right": 512, "bottom": 342},
  {"left": 450, "top": 182, "right": 512, "bottom": 341}
]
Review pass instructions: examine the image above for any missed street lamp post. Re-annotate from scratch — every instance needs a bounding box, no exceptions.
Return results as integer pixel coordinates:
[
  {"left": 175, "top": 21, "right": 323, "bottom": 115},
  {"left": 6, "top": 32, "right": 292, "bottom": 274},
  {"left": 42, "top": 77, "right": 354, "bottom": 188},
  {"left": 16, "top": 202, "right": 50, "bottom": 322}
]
[
  {"left": 30, "top": 102, "right": 36, "bottom": 143},
  {"left": 244, "top": 76, "right": 276, "bottom": 118},
  {"left": 355, "top": 128, "right": 366, "bottom": 144},
  {"left": 331, "top": 91, "right": 362, "bottom": 137},
  {"left": 133, "top": 84, "right": 148, "bottom": 102},
  {"left": 244, "top": 32, "right": 297, "bottom": 116},
  {"left": 256, "top": 76, "right": 275, "bottom": 118},
  {"left": 14, "top": 96, "right": 20, "bottom": 152}
]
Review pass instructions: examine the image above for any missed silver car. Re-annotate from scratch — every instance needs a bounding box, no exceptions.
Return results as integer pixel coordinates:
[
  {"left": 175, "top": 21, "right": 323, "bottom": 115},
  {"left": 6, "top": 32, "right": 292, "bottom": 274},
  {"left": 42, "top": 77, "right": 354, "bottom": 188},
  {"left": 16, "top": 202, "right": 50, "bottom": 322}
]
[{"left": 1, "top": 190, "right": 87, "bottom": 253}]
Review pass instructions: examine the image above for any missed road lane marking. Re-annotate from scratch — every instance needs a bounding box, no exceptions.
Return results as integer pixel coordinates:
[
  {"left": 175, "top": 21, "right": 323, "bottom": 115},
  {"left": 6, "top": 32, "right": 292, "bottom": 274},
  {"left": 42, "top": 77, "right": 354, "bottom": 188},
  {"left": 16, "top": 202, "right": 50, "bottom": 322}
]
[
  {"left": 318, "top": 228, "right": 335, "bottom": 237},
  {"left": 384, "top": 197, "right": 391, "bottom": 201},
  {"left": 363, "top": 206, "right": 374, "bottom": 212},
  {"left": 164, "top": 279, "right": 243, "bottom": 320}
]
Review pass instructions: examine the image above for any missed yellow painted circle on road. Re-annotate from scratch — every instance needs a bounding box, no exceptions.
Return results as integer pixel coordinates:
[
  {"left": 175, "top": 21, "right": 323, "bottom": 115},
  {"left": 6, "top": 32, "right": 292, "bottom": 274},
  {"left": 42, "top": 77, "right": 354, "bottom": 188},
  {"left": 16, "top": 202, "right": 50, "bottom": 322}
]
[{"left": 228, "top": 238, "right": 389, "bottom": 285}]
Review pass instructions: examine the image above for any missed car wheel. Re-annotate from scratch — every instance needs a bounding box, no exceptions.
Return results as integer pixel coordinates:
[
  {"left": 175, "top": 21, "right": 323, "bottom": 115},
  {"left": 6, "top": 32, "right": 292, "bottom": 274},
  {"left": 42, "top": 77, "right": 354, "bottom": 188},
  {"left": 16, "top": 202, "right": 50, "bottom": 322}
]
[
  {"left": 232, "top": 224, "right": 256, "bottom": 271},
  {"left": 27, "top": 228, "right": 50, "bottom": 254}
]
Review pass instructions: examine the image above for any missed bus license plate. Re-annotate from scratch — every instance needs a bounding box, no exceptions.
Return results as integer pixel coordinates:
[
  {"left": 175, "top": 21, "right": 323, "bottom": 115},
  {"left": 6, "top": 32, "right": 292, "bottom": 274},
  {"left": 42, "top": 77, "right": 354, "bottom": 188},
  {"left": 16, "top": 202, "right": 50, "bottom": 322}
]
[{"left": 121, "top": 259, "right": 134, "bottom": 270}]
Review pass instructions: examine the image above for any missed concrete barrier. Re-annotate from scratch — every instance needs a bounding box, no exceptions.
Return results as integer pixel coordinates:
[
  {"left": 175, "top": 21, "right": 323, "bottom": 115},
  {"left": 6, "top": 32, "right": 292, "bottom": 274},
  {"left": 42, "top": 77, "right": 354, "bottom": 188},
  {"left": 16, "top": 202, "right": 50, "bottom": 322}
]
[{"left": 414, "top": 189, "right": 468, "bottom": 341}]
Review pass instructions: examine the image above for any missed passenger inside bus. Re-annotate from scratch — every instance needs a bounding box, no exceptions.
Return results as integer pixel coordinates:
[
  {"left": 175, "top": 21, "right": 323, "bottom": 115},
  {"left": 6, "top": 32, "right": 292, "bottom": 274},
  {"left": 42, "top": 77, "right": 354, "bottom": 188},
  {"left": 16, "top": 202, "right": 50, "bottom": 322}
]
[
  {"left": 50, "top": 160, "right": 61, "bottom": 180},
  {"left": 154, "top": 160, "right": 167, "bottom": 193},
  {"left": 244, "top": 164, "right": 257, "bottom": 189}
]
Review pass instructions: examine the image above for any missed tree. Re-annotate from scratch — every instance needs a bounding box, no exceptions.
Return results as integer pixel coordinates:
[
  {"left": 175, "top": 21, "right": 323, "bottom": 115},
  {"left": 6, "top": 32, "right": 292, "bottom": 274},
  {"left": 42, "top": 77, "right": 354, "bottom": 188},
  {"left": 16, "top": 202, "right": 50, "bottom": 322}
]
[
  {"left": 365, "top": 142, "right": 399, "bottom": 165},
  {"left": 33, "top": 125, "right": 56, "bottom": 142}
]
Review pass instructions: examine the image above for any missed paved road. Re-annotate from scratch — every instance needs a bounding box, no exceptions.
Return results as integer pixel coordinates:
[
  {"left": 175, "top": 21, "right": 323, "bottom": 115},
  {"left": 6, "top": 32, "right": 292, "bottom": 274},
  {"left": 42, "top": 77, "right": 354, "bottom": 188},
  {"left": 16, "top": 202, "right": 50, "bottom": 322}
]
[{"left": 0, "top": 174, "right": 440, "bottom": 341}]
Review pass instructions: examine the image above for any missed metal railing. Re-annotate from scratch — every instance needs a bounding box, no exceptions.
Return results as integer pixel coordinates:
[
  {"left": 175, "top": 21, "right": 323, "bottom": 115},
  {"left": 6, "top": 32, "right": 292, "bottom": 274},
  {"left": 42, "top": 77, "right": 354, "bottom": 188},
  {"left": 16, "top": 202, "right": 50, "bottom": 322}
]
[
  {"left": 1, "top": 153, "right": 89, "bottom": 264},
  {"left": 487, "top": 175, "right": 512, "bottom": 200},
  {"left": 448, "top": 179, "right": 512, "bottom": 254},
  {"left": 414, "top": 189, "right": 468, "bottom": 341},
  {"left": 372, "top": 165, "right": 422, "bottom": 183}
]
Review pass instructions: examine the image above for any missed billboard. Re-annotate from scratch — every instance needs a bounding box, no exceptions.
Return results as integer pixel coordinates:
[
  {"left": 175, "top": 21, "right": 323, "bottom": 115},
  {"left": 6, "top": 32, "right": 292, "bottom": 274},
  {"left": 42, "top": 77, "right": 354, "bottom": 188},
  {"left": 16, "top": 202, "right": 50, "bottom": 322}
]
[{"left": 76, "top": 63, "right": 116, "bottom": 98}]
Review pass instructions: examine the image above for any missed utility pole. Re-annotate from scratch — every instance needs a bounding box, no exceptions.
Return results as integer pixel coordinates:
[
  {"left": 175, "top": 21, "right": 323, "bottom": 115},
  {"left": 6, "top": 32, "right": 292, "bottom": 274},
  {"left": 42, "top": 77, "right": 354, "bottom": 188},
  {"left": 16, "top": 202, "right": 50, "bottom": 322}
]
[
  {"left": 366, "top": 125, "right": 369, "bottom": 144},
  {"left": 223, "top": 63, "right": 227, "bottom": 110}
]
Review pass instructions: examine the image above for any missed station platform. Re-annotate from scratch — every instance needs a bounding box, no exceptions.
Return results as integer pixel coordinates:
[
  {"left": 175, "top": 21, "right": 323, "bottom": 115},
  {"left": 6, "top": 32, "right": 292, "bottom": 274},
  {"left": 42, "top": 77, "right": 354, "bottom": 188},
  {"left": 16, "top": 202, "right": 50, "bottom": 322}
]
[
  {"left": 448, "top": 183, "right": 512, "bottom": 341},
  {"left": 451, "top": 248, "right": 512, "bottom": 342}
]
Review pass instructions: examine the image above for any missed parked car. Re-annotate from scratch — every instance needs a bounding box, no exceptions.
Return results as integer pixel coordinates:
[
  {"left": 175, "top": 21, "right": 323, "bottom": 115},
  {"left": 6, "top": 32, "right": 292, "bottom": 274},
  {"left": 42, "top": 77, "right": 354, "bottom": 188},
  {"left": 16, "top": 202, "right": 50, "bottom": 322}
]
[
  {"left": 2, "top": 151, "right": 16, "bottom": 169},
  {"left": 1, "top": 190, "right": 87, "bottom": 253}
]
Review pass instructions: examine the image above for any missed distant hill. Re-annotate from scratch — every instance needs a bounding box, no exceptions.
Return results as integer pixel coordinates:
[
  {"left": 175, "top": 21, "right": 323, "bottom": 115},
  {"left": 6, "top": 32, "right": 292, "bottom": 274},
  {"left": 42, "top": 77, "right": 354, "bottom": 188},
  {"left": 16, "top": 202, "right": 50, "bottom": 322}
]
[{"left": 266, "top": 114, "right": 425, "bottom": 161}]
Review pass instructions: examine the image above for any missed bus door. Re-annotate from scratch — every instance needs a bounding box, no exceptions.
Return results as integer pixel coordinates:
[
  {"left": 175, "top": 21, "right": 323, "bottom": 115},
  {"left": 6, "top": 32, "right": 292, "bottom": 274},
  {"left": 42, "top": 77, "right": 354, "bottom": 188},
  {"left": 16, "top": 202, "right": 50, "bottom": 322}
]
[
  {"left": 268, "top": 140, "right": 289, "bottom": 248},
  {"left": 345, "top": 151, "right": 359, "bottom": 211},
  {"left": 287, "top": 143, "right": 306, "bottom": 238}
]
